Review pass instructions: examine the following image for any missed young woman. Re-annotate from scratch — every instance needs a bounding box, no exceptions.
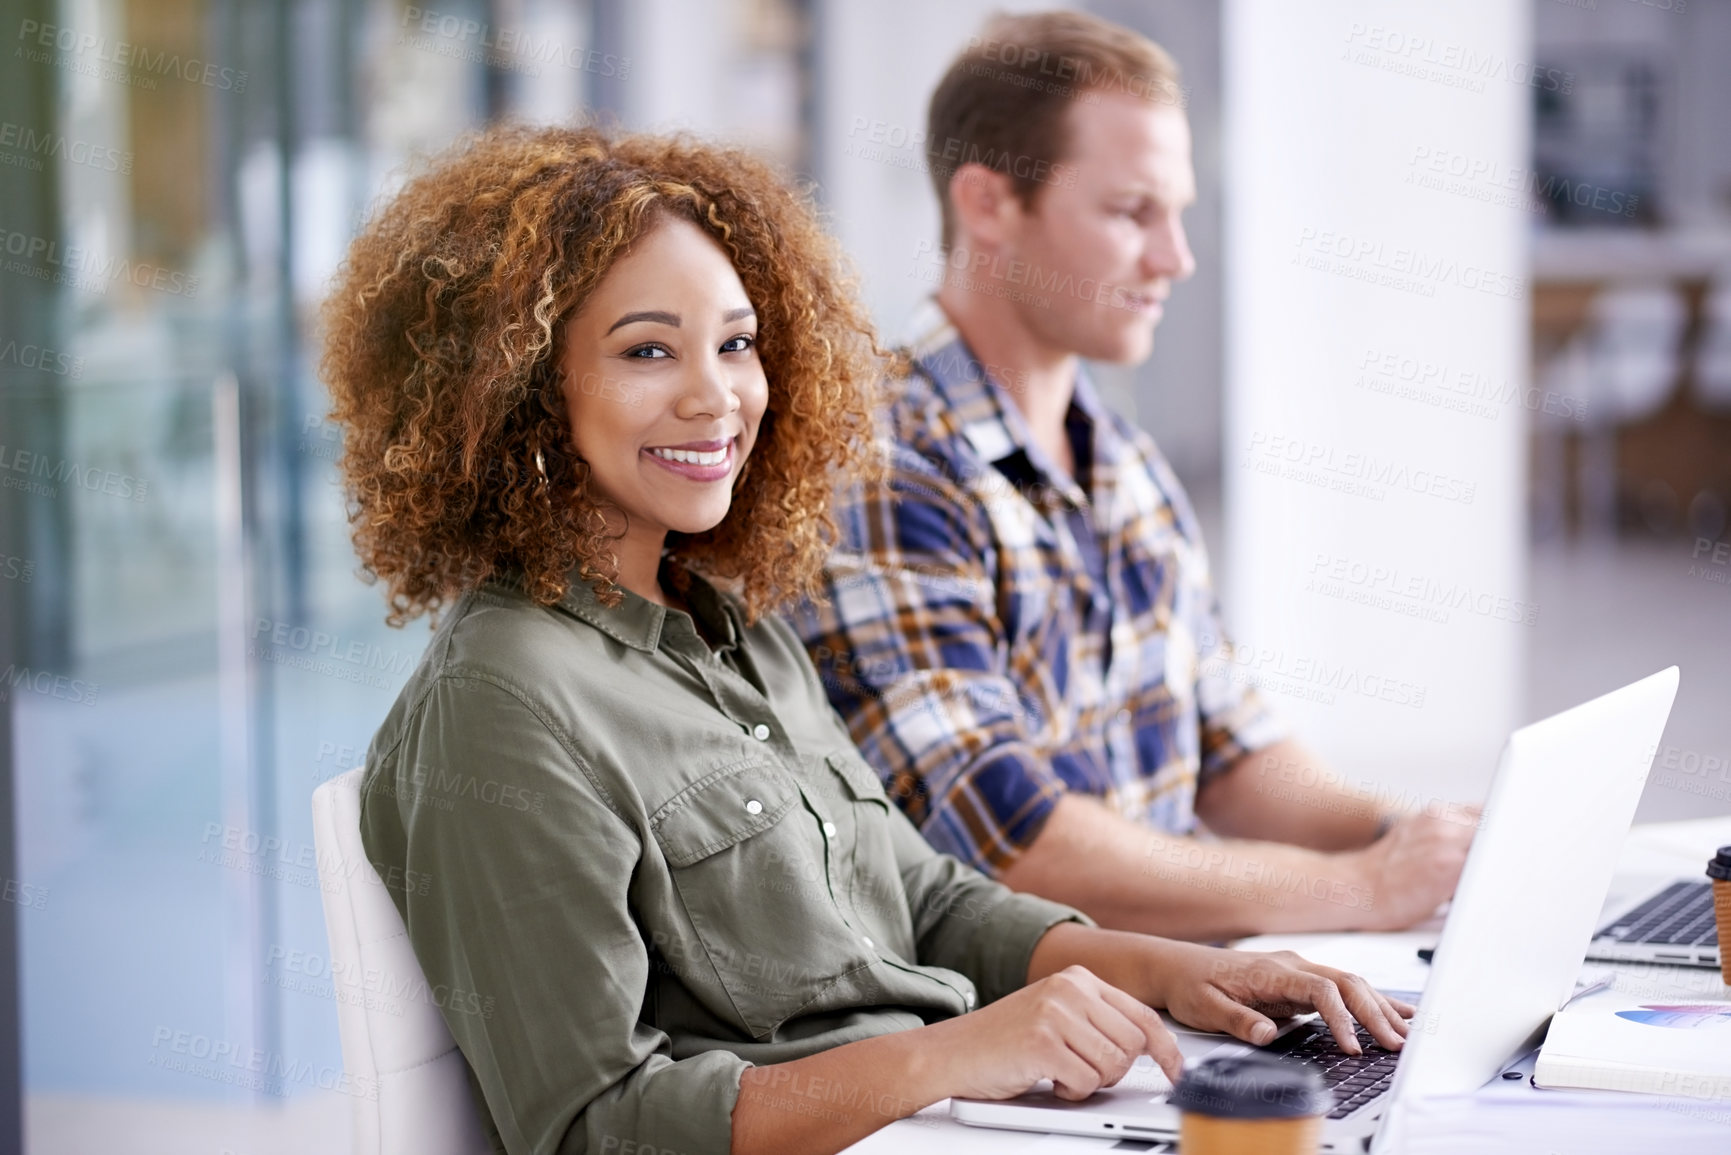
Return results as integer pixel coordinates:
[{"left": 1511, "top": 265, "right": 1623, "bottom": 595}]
[{"left": 321, "top": 124, "right": 1410, "bottom": 1155}]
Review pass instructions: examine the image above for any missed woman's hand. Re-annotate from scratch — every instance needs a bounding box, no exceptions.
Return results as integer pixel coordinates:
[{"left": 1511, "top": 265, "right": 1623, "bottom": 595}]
[
  {"left": 1146, "top": 941, "right": 1414, "bottom": 1053},
  {"left": 1029, "top": 924, "right": 1413, "bottom": 1056},
  {"left": 918, "top": 965, "right": 1184, "bottom": 1102}
]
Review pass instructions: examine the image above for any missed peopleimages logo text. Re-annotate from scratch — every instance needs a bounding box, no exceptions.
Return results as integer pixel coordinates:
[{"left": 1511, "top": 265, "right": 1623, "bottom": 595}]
[
  {"left": 0, "top": 664, "right": 99, "bottom": 707},
  {"left": 0, "top": 442, "right": 149, "bottom": 501},
  {"left": 1343, "top": 22, "right": 1572, "bottom": 93},
  {"left": 398, "top": 7, "right": 629, "bottom": 77},
  {"left": 0, "top": 121, "right": 131, "bottom": 173},
  {"left": 16, "top": 20, "right": 248, "bottom": 91},
  {"left": 1293, "top": 228, "right": 1526, "bottom": 300},
  {"left": 0, "top": 228, "right": 198, "bottom": 297},
  {"left": 248, "top": 618, "right": 416, "bottom": 679},
  {"left": 1244, "top": 430, "right": 1477, "bottom": 506}
]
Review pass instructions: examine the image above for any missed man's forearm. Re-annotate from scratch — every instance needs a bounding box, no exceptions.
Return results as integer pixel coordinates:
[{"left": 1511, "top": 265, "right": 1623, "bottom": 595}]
[
  {"left": 998, "top": 792, "right": 1380, "bottom": 940},
  {"left": 1197, "top": 739, "right": 1387, "bottom": 852}
]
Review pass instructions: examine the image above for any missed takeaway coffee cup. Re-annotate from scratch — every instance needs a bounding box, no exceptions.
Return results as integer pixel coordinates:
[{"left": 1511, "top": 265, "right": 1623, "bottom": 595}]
[
  {"left": 1169, "top": 1051, "right": 1329, "bottom": 1155},
  {"left": 1708, "top": 846, "right": 1731, "bottom": 985}
]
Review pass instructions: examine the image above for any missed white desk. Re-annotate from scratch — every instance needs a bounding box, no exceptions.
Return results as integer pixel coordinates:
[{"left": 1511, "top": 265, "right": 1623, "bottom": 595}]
[
  {"left": 1531, "top": 227, "right": 1731, "bottom": 282},
  {"left": 842, "top": 818, "right": 1731, "bottom": 1154}
]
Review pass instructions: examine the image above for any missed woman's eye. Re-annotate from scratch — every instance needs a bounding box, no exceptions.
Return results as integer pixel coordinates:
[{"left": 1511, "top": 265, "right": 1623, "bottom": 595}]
[
  {"left": 624, "top": 343, "right": 671, "bottom": 359},
  {"left": 720, "top": 334, "right": 756, "bottom": 354}
]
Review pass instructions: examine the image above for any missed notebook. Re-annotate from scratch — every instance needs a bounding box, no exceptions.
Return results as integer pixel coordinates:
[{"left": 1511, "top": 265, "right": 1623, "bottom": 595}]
[{"left": 1534, "top": 984, "right": 1731, "bottom": 1100}]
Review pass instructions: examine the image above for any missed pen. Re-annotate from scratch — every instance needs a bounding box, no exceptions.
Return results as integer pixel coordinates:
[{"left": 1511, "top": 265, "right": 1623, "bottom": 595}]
[{"left": 1561, "top": 974, "right": 1614, "bottom": 1008}]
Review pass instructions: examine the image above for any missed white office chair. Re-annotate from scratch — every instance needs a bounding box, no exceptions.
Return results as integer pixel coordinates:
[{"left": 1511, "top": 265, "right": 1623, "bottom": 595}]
[
  {"left": 1536, "top": 283, "right": 1687, "bottom": 536},
  {"left": 1694, "top": 278, "right": 1731, "bottom": 413},
  {"left": 312, "top": 768, "right": 490, "bottom": 1155},
  {"left": 1539, "top": 282, "right": 1687, "bottom": 431}
]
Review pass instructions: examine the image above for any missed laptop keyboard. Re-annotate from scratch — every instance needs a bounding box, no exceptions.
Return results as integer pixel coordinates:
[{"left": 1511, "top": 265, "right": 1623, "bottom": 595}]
[
  {"left": 1269, "top": 1023, "right": 1401, "bottom": 1120},
  {"left": 1595, "top": 881, "right": 1718, "bottom": 947}
]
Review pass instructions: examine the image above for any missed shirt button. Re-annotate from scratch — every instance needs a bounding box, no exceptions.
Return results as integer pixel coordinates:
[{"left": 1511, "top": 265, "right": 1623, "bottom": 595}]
[
  {"left": 745, "top": 799, "right": 763, "bottom": 816},
  {"left": 862, "top": 936, "right": 874, "bottom": 950},
  {"left": 1116, "top": 709, "right": 1132, "bottom": 726},
  {"left": 751, "top": 723, "right": 771, "bottom": 741},
  {"left": 822, "top": 821, "right": 838, "bottom": 839}
]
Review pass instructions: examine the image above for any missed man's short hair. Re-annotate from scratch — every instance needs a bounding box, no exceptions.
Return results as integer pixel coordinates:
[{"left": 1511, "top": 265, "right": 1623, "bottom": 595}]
[{"left": 925, "top": 10, "right": 1182, "bottom": 248}]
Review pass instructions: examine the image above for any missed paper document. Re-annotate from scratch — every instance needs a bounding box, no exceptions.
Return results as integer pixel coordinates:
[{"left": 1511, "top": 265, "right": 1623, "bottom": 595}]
[{"left": 1536, "top": 983, "right": 1731, "bottom": 1099}]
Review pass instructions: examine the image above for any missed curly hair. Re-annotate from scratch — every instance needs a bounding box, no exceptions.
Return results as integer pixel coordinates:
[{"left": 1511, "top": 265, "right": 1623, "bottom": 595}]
[{"left": 320, "top": 124, "right": 884, "bottom": 626}]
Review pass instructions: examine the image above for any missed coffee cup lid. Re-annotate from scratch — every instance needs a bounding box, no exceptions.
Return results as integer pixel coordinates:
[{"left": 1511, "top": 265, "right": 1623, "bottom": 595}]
[
  {"left": 1168, "top": 1052, "right": 1331, "bottom": 1120},
  {"left": 1707, "top": 847, "right": 1731, "bottom": 882}
]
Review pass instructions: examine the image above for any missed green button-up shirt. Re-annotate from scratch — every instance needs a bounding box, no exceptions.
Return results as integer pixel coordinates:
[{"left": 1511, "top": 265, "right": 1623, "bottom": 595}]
[{"left": 358, "top": 565, "right": 1088, "bottom": 1155}]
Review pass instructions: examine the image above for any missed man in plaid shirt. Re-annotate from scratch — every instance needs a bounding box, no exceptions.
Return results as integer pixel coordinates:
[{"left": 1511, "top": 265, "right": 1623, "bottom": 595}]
[{"left": 792, "top": 10, "right": 1475, "bottom": 940}]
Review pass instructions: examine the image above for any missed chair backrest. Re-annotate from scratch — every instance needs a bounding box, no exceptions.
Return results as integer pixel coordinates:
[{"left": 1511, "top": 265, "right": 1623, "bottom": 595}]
[
  {"left": 312, "top": 768, "right": 490, "bottom": 1155},
  {"left": 1694, "top": 279, "right": 1731, "bottom": 412},
  {"left": 1584, "top": 283, "right": 1688, "bottom": 422}
]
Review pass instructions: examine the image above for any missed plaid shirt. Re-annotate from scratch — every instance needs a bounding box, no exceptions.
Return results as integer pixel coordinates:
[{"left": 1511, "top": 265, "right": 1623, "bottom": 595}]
[{"left": 790, "top": 302, "right": 1284, "bottom": 876}]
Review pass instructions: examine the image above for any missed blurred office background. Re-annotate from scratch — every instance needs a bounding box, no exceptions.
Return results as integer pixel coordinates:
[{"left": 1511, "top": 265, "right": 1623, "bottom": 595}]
[{"left": 0, "top": 0, "right": 1727, "bottom": 1150}]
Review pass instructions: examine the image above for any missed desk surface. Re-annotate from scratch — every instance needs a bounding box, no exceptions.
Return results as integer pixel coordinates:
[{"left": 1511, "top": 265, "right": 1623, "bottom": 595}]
[
  {"left": 841, "top": 817, "right": 1731, "bottom": 1154},
  {"left": 1532, "top": 227, "right": 1731, "bottom": 282}
]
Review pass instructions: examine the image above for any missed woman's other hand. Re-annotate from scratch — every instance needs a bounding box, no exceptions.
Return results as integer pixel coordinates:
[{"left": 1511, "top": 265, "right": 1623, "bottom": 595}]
[{"left": 919, "top": 964, "right": 1183, "bottom": 1101}]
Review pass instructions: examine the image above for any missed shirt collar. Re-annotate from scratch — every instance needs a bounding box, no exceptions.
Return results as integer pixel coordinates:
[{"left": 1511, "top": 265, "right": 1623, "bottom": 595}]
[
  {"left": 555, "top": 560, "right": 742, "bottom": 654},
  {"left": 902, "top": 297, "right": 1108, "bottom": 509}
]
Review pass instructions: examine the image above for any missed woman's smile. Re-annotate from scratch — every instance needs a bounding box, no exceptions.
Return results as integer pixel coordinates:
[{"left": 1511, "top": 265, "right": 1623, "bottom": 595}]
[{"left": 644, "top": 436, "right": 736, "bottom": 481}]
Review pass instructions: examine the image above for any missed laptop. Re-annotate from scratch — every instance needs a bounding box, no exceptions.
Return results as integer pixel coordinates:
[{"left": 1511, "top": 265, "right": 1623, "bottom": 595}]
[
  {"left": 950, "top": 667, "right": 1680, "bottom": 1153},
  {"left": 1586, "top": 879, "right": 1720, "bottom": 969}
]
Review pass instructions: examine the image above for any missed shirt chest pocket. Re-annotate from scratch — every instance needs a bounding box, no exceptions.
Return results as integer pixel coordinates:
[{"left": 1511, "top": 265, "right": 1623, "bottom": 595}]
[
  {"left": 823, "top": 750, "right": 916, "bottom": 949},
  {"left": 649, "top": 759, "right": 869, "bottom": 1039},
  {"left": 825, "top": 749, "right": 892, "bottom": 811}
]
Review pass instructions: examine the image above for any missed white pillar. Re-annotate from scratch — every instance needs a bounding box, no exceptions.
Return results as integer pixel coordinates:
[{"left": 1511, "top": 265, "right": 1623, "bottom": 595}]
[
  {"left": 814, "top": 0, "right": 1068, "bottom": 332},
  {"left": 1222, "top": 1, "right": 1531, "bottom": 806},
  {"left": 613, "top": 0, "right": 728, "bottom": 135}
]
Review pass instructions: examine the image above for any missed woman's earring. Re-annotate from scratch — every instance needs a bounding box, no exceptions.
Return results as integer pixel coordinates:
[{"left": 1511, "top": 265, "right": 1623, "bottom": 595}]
[{"left": 533, "top": 448, "right": 549, "bottom": 485}]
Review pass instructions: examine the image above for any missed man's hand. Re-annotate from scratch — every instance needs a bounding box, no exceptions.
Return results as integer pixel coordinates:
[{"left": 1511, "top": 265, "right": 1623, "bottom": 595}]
[{"left": 1347, "top": 808, "right": 1478, "bottom": 931}]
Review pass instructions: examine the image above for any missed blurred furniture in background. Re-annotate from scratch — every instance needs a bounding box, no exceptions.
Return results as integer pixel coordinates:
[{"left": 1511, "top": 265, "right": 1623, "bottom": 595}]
[
  {"left": 1695, "top": 280, "right": 1731, "bottom": 416},
  {"left": 1536, "top": 283, "right": 1687, "bottom": 538},
  {"left": 1531, "top": 231, "right": 1731, "bottom": 545}
]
